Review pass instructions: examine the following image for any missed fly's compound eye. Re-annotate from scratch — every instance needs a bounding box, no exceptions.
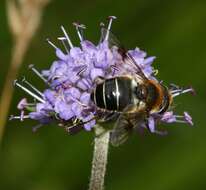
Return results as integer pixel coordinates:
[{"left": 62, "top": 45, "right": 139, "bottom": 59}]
[{"left": 135, "top": 86, "right": 147, "bottom": 100}]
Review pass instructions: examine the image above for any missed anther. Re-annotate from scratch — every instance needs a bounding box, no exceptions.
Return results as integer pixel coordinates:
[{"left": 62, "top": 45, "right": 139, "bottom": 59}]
[
  {"left": 14, "top": 80, "right": 45, "bottom": 103},
  {"left": 100, "top": 22, "right": 105, "bottom": 27},
  {"left": 28, "top": 64, "right": 48, "bottom": 83},
  {"left": 61, "top": 25, "right": 74, "bottom": 48},
  {"left": 73, "top": 22, "right": 86, "bottom": 42},
  {"left": 21, "top": 76, "right": 44, "bottom": 97},
  {"left": 46, "top": 38, "right": 58, "bottom": 49},
  {"left": 187, "top": 86, "right": 196, "bottom": 96},
  {"left": 9, "top": 115, "right": 15, "bottom": 120},
  {"left": 105, "top": 16, "right": 117, "bottom": 41}
]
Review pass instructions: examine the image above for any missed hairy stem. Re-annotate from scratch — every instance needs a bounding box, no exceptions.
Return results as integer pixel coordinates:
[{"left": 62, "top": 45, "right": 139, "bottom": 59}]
[{"left": 89, "top": 125, "right": 110, "bottom": 190}]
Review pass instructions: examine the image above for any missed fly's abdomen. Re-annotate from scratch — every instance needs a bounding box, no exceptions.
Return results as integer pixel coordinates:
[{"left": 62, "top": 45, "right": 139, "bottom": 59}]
[{"left": 91, "top": 77, "right": 134, "bottom": 111}]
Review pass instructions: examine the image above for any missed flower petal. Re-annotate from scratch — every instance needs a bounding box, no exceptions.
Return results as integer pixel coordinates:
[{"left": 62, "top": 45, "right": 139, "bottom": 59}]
[
  {"left": 184, "top": 112, "right": 193, "bottom": 126},
  {"left": 80, "top": 92, "right": 91, "bottom": 105},
  {"left": 17, "top": 98, "right": 27, "bottom": 110},
  {"left": 148, "top": 116, "right": 155, "bottom": 133}
]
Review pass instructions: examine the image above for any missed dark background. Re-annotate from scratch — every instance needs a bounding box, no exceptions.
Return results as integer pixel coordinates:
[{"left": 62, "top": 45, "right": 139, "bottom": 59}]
[{"left": 1, "top": 0, "right": 206, "bottom": 189}]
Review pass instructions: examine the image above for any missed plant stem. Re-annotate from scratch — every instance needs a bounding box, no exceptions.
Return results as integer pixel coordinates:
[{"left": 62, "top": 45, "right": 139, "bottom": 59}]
[
  {"left": 0, "top": 0, "right": 49, "bottom": 142},
  {"left": 89, "top": 125, "right": 110, "bottom": 190},
  {"left": 0, "top": 37, "right": 29, "bottom": 141}
]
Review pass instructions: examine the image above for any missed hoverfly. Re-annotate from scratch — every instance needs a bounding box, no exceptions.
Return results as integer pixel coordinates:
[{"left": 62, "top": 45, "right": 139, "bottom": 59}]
[{"left": 90, "top": 28, "right": 173, "bottom": 146}]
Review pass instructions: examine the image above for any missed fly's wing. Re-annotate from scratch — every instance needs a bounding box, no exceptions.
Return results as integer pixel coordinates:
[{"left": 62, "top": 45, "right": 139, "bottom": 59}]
[
  {"left": 99, "top": 27, "right": 123, "bottom": 49},
  {"left": 125, "top": 53, "right": 148, "bottom": 80},
  {"left": 110, "top": 113, "right": 133, "bottom": 147},
  {"left": 99, "top": 28, "right": 148, "bottom": 80},
  {"left": 110, "top": 105, "right": 145, "bottom": 146}
]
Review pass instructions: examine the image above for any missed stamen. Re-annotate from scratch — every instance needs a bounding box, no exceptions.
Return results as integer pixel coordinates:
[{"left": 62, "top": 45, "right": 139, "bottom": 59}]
[
  {"left": 111, "top": 65, "right": 119, "bottom": 71},
  {"left": 46, "top": 38, "right": 58, "bottom": 49},
  {"left": 169, "top": 83, "right": 180, "bottom": 90},
  {"left": 105, "top": 16, "right": 117, "bottom": 41},
  {"left": 57, "top": 37, "right": 69, "bottom": 53},
  {"left": 111, "top": 65, "right": 119, "bottom": 76},
  {"left": 172, "top": 87, "right": 195, "bottom": 97},
  {"left": 28, "top": 64, "right": 48, "bottom": 83},
  {"left": 24, "top": 103, "right": 36, "bottom": 106},
  {"left": 171, "top": 89, "right": 183, "bottom": 94},
  {"left": 170, "top": 112, "right": 193, "bottom": 126},
  {"left": 9, "top": 115, "right": 30, "bottom": 121},
  {"left": 175, "top": 115, "right": 184, "bottom": 118},
  {"left": 100, "top": 22, "right": 105, "bottom": 32},
  {"left": 76, "top": 65, "right": 87, "bottom": 76},
  {"left": 61, "top": 25, "right": 74, "bottom": 48},
  {"left": 183, "top": 111, "right": 193, "bottom": 126},
  {"left": 17, "top": 98, "right": 36, "bottom": 109},
  {"left": 21, "top": 77, "right": 44, "bottom": 97},
  {"left": 73, "top": 22, "right": 86, "bottom": 42},
  {"left": 175, "top": 120, "right": 187, "bottom": 124},
  {"left": 14, "top": 80, "right": 45, "bottom": 103}
]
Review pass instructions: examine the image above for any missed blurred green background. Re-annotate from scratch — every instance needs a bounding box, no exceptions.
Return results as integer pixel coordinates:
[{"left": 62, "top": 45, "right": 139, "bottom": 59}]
[{"left": 1, "top": 0, "right": 206, "bottom": 189}]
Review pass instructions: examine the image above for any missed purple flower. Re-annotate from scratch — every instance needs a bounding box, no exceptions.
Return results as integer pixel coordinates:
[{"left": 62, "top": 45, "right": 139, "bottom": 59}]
[{"left": 11, "top": 16, "right": 194, "bottom": 137}]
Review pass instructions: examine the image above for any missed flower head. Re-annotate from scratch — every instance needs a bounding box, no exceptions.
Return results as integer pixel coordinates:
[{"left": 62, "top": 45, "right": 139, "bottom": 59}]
[{"left": 11, "top": 16, "right": 194, "bottom": 137}]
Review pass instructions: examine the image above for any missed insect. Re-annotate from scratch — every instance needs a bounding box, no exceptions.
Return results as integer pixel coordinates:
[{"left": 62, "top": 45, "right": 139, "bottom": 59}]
[
  {"left": 90, "top": 28, "right": 173, "bottom": 146},
  {"left": 65, "top": 28, "right": 173, "bottom": 146}
]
